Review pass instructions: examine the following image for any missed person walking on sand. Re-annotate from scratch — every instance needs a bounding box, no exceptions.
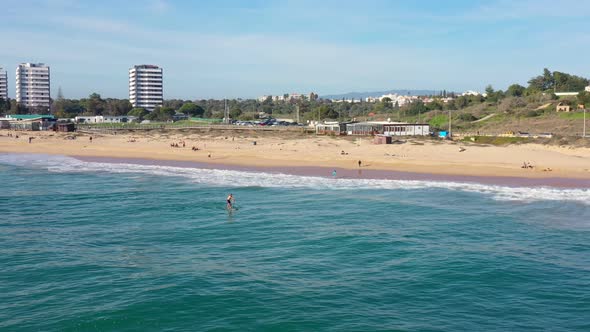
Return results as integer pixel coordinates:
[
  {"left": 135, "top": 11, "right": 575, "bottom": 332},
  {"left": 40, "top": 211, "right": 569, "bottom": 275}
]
[
  {"left": 358, "top": 160, "right": 362, "bottom": 167},
  {"left": 227, "top": 193, "right": 234, "bottom": 209}
]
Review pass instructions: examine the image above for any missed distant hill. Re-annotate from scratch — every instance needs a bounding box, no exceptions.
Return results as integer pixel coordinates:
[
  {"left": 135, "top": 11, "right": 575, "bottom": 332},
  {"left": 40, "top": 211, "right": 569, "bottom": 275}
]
[{"left": 321, "top": 89, "right": 442, "bottom": 100}]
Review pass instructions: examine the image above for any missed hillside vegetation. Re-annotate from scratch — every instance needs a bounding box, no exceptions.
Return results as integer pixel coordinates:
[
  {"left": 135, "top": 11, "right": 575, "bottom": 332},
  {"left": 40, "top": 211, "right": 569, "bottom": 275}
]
[{"left": 0, "top": 68, "right": 588, "bottom": 138}]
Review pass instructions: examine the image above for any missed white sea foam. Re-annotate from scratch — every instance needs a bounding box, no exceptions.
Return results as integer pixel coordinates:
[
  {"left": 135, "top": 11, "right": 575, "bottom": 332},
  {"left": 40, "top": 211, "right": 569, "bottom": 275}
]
[{"left": 2, "top": 153, "right": 590, "bottom": 205}]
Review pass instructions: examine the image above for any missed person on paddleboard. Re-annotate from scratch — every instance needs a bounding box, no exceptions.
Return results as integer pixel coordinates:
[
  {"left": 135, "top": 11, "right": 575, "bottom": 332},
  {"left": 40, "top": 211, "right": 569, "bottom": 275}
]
[{"left": 227, "top": 193, "right": 234, "bottom": 209}]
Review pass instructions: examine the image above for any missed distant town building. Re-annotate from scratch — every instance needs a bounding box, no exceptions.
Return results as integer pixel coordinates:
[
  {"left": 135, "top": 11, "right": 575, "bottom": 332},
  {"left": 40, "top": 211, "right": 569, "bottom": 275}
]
[
  {"left": 16, "top": 63, "right": 50, "bottom": 109},
  {"left": 378, "top": 93, "right": 418, "bottom": 107},
  {"left": 585, "top": 85, "right": 590, "bottom": 93},
  {"left": 129, "top": 65, "right": 163, "bottom": 111},
  {"left": 554, "top": 92, "right": 579, "bottom": 97},
  {"left": 461, "top": 90, "right": 483, "bottom": 97},
  {"left": 257, "top": 92, "right": 317, "bottom": 102},
  {"left": 0, "top": 67, "right": 7, "bottom": 100},
  {"left": 556, "top": 102, "right": 571, "bottom": 112},
  {"left": 332, "top": 98, "right": 362, "bottom": 103}
]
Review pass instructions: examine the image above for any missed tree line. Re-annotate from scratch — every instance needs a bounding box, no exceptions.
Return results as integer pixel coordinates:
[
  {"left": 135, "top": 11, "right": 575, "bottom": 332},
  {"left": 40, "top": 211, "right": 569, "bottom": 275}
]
[{"left": 1, "top": 68, "right": 588, "bottom": 122}]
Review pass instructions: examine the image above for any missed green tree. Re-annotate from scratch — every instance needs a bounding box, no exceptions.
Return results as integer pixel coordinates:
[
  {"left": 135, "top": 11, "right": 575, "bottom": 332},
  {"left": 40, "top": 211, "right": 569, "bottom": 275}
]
[
  {"left": 373, "top": 103, "right": 386, "bottom": 114},
  {"left": 145, "top": 106, "right": 175, "bottom": 121},
  {"left": 426, "top": 99, "right": 443, "bottom": 111},
  {"left": 404, "top": 100, "right": 427, "bottom": 116},
  {"left": 128, "top": 107, "right": 148, "bottom": 120},
  {"left": 229, "top": 107, "right": 243, "bottom": 119},
  {"left": 0, "top": 97, "right": 9, "bottom": 114},
  {"left": 81, "top": 93, "right": 106, "bottom": 115},
  {"left": 553, "top": 71, "right": 588, "bottom": 92},
  {"left": 311, "top": 105, "right": 339, "bottom": 120},
  {"left": 506, "top": 84, "right": 526, "bottom": 97},
  {"left": 57, "top": 86, "right": 64, "bottom": 100},
  {"left": 454, "top": 96, "right": 469, "bottom": 109},
  {"left": 163, "top": 99, "right": 185, "bottom": 110},
  {"left": 104, "top": 99, "right": 132, "bottom": 116},
  {"left": 528, "top": 68, "right": 553, "bottom": 91},
  {"left": 50, "top": 97, "right": 85, "bottom": 118},
  {"left": 179, "top": 102, "right": 205, "bottom": 117},
  {"left": 458, "top": 113, "right": 477, "bottom": 121},
  {"left": 485, "top": 85, "right": 504, "bottom": 103},
  {"left": 577, "top": 91, "right": 590, "bottom": 106},
  {"left": 443, "top": 99, "right": 456, "bottom": 110}
]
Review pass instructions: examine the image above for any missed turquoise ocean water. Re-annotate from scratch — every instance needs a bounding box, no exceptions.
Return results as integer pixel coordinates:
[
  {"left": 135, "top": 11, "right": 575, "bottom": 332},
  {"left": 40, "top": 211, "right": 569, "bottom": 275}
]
[{"left": 1, "top": 153, "right": 590, "bottom": 331}]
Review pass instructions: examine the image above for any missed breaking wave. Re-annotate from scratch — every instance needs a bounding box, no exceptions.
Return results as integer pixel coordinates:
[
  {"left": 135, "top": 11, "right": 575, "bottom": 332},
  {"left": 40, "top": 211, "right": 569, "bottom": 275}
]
[{"left": 2, "top": 153, "right": 590, "bottom": 205}]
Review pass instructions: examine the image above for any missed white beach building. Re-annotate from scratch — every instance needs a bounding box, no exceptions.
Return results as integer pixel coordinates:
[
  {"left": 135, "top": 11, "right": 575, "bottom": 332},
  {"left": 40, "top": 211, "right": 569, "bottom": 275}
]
[
  {"left": 129, "top": 65, "right": 163, "bottom": 111},
  {"left": 75, "top": 115, "right": 137, "bottom": 123},
  {"left": 0, "top": 67, "right": 7, "bottom": 100},
  {"left": 16, "top": 63, "right": 50, "bottom": 109}
]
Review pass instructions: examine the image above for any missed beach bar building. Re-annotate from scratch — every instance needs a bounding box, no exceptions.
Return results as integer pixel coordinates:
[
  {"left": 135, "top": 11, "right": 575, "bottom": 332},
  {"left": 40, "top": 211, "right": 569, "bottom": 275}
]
[
  {"left": 56, "top": 123, "right": 76, "bottom": 132},
  {"left": 345, "top": 121, "right": 430, "bottom": 136},
  {"left": 373, "top": 135, "right": 393, "bottom": 144},
  {"left": 315, "top": 122, "right": 341, "bottom": 135},
  {"left": 383, "top": 123, "right": 430, "bottom": 136},
  {"left": 346, "top": 122, "right": 385, "bottom": 135},
  {"left": 315, "top": 121, "right": 356, "bottom": 135},
  {"left": 2, "top": 114, "right": 56, "bottom": 130}
]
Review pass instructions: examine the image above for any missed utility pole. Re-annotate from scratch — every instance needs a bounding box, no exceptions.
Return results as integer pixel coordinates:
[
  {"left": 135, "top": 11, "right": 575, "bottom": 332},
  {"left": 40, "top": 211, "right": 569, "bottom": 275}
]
[
  {"left": 224, "top": 99, "right": 229, "bottom": 124},
  {"left": 296, "top": 104, "right": 300, "bottom": 124},
  {"left": 448, "top": 109, "right": 452, "bottom": 138},
  {"left": 584, "top": 108, "right": 587, "bottom": 138}
]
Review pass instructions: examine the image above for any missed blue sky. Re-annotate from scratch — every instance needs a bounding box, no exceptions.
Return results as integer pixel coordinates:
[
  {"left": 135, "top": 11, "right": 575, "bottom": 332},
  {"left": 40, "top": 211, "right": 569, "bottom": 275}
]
[{"left": 1, "top": 0, "right": 589, "bottom": 99}]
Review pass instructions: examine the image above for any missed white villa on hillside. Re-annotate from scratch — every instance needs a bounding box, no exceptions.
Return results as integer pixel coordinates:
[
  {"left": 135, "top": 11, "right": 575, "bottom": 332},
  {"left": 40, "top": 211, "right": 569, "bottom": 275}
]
[{"left": 461, "top": 90, "right": 487, "bottom": 97}]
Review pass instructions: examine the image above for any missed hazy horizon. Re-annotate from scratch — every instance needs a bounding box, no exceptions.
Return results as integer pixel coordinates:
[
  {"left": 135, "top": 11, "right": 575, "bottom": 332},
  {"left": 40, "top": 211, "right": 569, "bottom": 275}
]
[{"left": 1, "top": 0, "right": 589, "bottom": 100}]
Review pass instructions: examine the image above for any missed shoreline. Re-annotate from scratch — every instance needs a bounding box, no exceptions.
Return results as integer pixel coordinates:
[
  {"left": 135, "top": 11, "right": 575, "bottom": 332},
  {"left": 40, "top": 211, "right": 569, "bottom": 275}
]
[
  {"left": 2, "top": 130, "right": 590, "bottom": 187},
  {"left": 74, "top": 155, "right": 590, "bottom": 188},
  {"left": 2, "top": 151, "right": 589, "bottom": 188}
]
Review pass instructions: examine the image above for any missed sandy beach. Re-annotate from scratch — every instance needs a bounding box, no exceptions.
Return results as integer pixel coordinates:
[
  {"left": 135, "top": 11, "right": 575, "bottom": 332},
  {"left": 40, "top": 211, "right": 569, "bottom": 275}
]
[{"left": 1, "top": 129, "right": 590, "bottom": 182}]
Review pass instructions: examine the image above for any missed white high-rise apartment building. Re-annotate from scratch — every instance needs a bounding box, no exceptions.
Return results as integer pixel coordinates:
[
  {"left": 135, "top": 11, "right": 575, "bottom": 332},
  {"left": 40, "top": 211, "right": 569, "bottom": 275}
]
[
  {"left": 0, "top": 67, "right": 7, "bottom": 101},
  {"left": 16, "top": 63, "right": 51, "bottom": 109},
  {"left": 129, "top": 65, "right": 163, "bottom": 111}
]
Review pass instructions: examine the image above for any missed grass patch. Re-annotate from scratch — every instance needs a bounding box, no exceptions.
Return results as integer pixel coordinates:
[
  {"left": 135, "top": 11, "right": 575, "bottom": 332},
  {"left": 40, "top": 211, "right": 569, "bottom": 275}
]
[
  {"left": 429, "top": 114, "right": 447, "bottom": 128},
  {"left": 461, "top": 136, "right": 530, "bottom": 145},
  {"left": 558, "top": 112, "right": 587, "bottom": 120}
]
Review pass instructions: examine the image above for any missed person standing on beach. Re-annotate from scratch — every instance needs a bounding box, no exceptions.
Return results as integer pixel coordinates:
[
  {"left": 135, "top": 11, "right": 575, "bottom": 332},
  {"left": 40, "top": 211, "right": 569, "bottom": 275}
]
[
  {"left": 358, "top": 160, "right": 362, "bottom": 167},
  {"left": 227, "top": 194, "right": 234, "bottom": 209},
  {"left": 332, "top": 169, "right": 337, "bottom": 178}
]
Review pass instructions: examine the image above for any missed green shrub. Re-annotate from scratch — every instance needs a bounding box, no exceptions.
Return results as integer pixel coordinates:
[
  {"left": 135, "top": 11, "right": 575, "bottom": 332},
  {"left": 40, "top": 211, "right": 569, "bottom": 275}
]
[{"left": 458, "top": 113, "right": 477, "bottom": 121}]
